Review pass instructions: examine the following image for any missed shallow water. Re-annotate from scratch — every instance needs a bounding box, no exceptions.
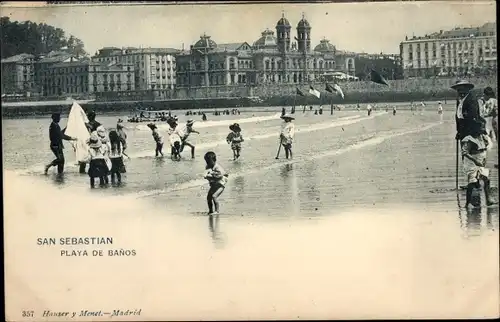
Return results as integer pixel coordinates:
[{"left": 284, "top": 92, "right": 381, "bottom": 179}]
[{"left": 3, "top": 103, "right": 499, "bottom": 319}]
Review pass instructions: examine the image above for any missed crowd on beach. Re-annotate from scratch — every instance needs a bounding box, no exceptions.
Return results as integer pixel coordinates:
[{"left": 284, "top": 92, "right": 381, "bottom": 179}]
[{"left": 44, "top": 82, "right": 497, "bottom": 213}]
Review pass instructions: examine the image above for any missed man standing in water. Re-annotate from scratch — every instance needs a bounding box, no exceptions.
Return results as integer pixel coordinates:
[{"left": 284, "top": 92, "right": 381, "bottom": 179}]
[
  {"left": 451, "top": 80, "right": 481, "bottom": 141},
  {"left": 44, "top": 113, "right": 77, "bottom": 175}
]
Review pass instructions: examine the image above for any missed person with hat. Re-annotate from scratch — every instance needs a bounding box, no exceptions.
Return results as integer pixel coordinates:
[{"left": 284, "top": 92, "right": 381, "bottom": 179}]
[
  {"left": 75, "top": 110, "right": 102, "bottom": 174},
  {"left": 147, "top": 123, "right": 164, "bottom": 157},
  {"left": 44, "top": 113, "right": 77, "bottom": 175},
  {"left": 460, "top": 119, "right": 496, "bottom": 207},
  {"left": 86, "top": 132, "right": 109, "bottom": 188},
  {"left": 451, "top": 80, "right": 482, "bottom": 141},
  {"left": 166, "top": 118, "right": 182, "bottom": 161},
  {"left": 280, "top": 114, "right": 295, "bottom": 159},
  {"left": 483, "top": 86, "right": 498, "bottom": 169},
  {"left": 178, "top": 119, "right": 200, "bottom": 159},
  {"left": 226, "top": 123, "right": 244, "bottom": 160},
  {"left": 116, "top": 119, "right": 129, "bottom": 159}
]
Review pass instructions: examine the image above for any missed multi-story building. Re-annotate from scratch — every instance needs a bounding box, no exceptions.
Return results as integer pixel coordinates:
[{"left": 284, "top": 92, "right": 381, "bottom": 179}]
[
  {"left": 400, "top": 22, "right": 497, "bottom": 78},
  {"left": 175, "top": 14, "right": 356, "bottom": 89},
  {"left": 35, "top": 51, "right": 78, "bottom": 96},
  {"left": 1, "top": 53, "right": 35, "bottom": 95},
  {"left": 42, "top": 60, "right": 135, "bottom": 97},
  {"left": 354, "top": 52, "right": 403, "bottom": 80},
  {"left": 91, "top": 47, "right": 179, "bottom": 93}
]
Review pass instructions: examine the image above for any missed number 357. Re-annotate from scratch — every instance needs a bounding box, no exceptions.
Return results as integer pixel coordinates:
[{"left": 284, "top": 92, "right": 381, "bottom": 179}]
[{"left": 22, "top": 311, "right": 34, "bottom": 317}]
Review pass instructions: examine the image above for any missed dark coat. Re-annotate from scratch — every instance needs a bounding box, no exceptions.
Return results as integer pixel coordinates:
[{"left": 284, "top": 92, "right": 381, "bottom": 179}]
[{"left": 456, "top": 92, "right": 482, "bottom": 140}]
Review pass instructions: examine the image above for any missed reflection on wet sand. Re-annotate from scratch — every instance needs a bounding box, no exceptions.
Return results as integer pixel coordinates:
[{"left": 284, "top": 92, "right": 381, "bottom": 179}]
[
  {"left": 460, "top": 206, "right": 499, "bottom": 237},
  {"left": 208, "top": 214, "right": 225, "bottom": 249}
]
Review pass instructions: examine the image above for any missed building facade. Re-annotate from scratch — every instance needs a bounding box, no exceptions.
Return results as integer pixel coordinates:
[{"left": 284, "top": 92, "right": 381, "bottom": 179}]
[
  {"left": 400, "top": 22, "right": 497, "bottom": 78},
  {"left": 41, "top": 60, "right": 135, "bottom": 97},
  {"left": 1, "top": 53, "right": 35, "bottom": 95},
  {"left": 91, "top": 47, "right": 179, "bottom": 93},
  {"left": 175, "top": 14, "right": 356, "bottom": 89}
]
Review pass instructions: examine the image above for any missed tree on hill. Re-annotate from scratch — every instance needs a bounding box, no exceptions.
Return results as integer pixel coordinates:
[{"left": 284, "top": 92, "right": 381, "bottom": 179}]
[{"left": 0, "top": 16, "right": 88, "bottom": 59}]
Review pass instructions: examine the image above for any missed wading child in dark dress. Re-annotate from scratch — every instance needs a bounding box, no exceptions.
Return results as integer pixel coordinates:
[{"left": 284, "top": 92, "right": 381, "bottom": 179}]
[
  {"left": 226, "top": 123, "right": 244, "bottom": 160},
  {"left": 116, "top": 119, "right": 129, "bottom": 159},
  {"left": 87, "top": 133, "right": 109, "bottom": 188},
  {"left": 147, "top": 123, "right": 164, "bottom": 157},
  {"left": 280, "top": 114, "right": 295, "bottom": 159},
  {"left": 108, "top": 130, "right": 126, "bottom": 185},
  {"left": 204, "top": 151, "right": 229, "bottom": 215},
  {"left": 461, "top": 119, "right": 497, "bottom": 207}
]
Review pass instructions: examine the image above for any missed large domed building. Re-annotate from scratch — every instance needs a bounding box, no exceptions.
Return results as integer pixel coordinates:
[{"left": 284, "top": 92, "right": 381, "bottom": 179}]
[{"left": 175, "top": 14, "right": 356, "bottom": 88}]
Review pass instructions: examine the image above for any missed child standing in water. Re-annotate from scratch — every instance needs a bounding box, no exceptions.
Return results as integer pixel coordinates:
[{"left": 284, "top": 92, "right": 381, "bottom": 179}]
[
  {"left": 147, "top": 123, "right": 164, "bottom": 157},
  {"left": 108, "top": 130, "right": 126, "bottom": 185},
  {"left": 167, "top": 119, "right": 182, "bottom": 160},
  {"left": 203, "top": 151, "right": 229, "bottom": 215},
  {"left": 226, "top": 123, "right": 244, "bottom": 160},
  {"left": 96, "top": 126, "right": 111, "bottom": 185},
  {"left": 116, "top": 119, "right": 129, "bottom": 159},
  {"left": 179, "top": 119, "right": 200, "bottom": 159},
  {"left": 87, "top": 133, "right": 108, "bottom": 188},
  {"left": 280, "top": 114, "right": 295, "bottom": 159},
  {"left": 461, "top": 119, "right": 496, "bottom": 207}
]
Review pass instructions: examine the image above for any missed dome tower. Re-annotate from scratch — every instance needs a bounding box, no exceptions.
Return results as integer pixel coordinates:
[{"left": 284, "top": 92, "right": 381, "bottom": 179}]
[
  {"left": 296, "top": 13, "right": 311, "bottom": 52},
  {"left": 276, "top": 12, "right": 291, "bottom": 53}
]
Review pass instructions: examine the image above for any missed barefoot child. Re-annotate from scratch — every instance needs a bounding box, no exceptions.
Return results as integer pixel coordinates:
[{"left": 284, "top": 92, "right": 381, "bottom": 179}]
[
  {"left": 96, "top": 126, "right": 111, "bottom": 185},
  {"left": 280, "top": 114, "right": 295, "bottom": 159},
  {"left": 179, "top": 119, "right": 200, "bottom": 159},
  {"left": 147, "top": 123, "right": 164, "bottom": 157},
  {"left": 226, "top": 123, "right": 244, "bottom": 160},
  {"left": 461, "top": 119, "right": 497, "bottom": 207},
  {"left": 116, "top": 119, "right": 129, "bottom": 159},
  {"left": 108, "top": 130, "right": 126, "bottom": 185},
  {"left": 203, "top": 151, "right": 229, "bottom": 215},
  {"left": 86, "top": 133, "right": 108, "bottom": 188},
  {"left": 167, "top": 118, "right": 181, "bottom": 160}
]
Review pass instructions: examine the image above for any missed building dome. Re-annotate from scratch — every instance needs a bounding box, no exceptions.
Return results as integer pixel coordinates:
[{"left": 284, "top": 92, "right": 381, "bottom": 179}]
[
  {"left": 314, "top": 39, "right": 335, "bottom": 52},
  {"left": 193, "top": 34, "right": 217, "bottom": 50},
  {"left": 253, "top": 29, "right": 278, "bottom": 48},
  {"left": 276, "top": 13, "right": 291, "bottom": 27},
  {"left": 297, "top": 18, "right": 310, "bottom": 29}
]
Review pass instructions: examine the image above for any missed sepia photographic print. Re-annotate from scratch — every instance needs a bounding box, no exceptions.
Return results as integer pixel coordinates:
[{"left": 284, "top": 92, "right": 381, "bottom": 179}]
[{"left": 2, "top": 0, "right": 498, "bottom": 320}]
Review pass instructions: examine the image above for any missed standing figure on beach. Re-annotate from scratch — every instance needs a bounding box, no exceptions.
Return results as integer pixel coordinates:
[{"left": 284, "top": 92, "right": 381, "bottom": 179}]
[
  {"left": 438, "top": 102, "right": 443, "bottom": 114},
  {"left": 179, "top": 119, "right": 200, "bottom": 159},
  {"left": 166, "top": 119, "right": 181, "bottom": 160},
  {"left": 281, "top": 107, "right": 286, "bottom": 117},
  {"left": 203, "top": 151, "right": 229, "bottom": 215},
  {"left": 451, "top": 80, "right": 481, "bottom": 141},
  {"left": 80, "top": 110, "right": 102, "bottom": 174},
  {"left": 483, "top": 86, "right": 498, "bottom": 169},
  {"left": 392, "top": 106, "right": 397, "bottom": 116},
  {"left": 87, "top": 133, "right": 109, "bottom": 188},
  {"left": 367, "top": 104, "right": 373, "bottom": 116},
  {"left": 147, "top": 123, "right": 164, "bottom": 157},
  {"left": 116, "top": 119, "right": 129, "bottom": 159},
  {"left": 96, "top": 126, "right": 111, "bottom": 185},
  {"left": 460, "top": 120, "right": 496, "bottom": 207},
  {"left": 108, "top": 130, "right": 126, "bottom": 185},
  {"left": 280, "top": 114, "right": 295, "bottom": 159},
  {"left": 44, "top": 113, "right": 77, "bottom": 175},
  {"left": 226, "top": 123, "right": 244, "bottom": 160}
]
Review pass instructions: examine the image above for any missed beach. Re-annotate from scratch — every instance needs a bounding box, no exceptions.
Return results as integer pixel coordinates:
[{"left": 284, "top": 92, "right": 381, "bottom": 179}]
[{"left": 3, "top": 103, "right": 499, "bottom": 320}]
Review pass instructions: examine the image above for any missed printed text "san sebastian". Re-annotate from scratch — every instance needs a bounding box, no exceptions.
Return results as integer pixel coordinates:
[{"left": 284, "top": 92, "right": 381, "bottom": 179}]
[{"left": 37, "top": 237, "right": 113, "bottom": 245}]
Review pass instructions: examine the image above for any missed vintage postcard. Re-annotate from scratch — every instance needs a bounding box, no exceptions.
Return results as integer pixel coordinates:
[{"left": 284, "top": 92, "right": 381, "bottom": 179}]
[{"left": 2, "top": 0, "right": 498, "bottom": 320}]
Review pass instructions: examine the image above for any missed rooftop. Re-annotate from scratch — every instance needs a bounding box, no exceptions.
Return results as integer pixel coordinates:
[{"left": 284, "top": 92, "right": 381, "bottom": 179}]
[
  {"left": 1, "top": 53, "right": 35, "bottom": 64},
  {"left": 403, "top": 22, "right": 496, "bottom": 42}
]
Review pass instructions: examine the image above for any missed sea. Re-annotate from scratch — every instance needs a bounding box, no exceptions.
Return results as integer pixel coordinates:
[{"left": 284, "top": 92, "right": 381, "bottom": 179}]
[{"left": 3, "top": 102, "right": 499, "bottom": 320}]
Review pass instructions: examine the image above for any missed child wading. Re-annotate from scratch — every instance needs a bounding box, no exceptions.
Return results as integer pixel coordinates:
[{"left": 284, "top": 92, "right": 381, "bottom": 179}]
[
  {"left": 167, "top": 118, "right": 181, "bottom": 160},
  {"left": 147, "top": 123, "right": 164, "bottom": 157},
  {"left": 179, "top": 119, "right": 200, "bottom": 159},
  {"left": 108, "top": 130, "right": 126, "bottom": 185},
  {"left": 461, "top": 119, "right": 497, "bottom": 207},
  {"left": 96, "top": 126, "right": 111, "bottom": 185},
  {"left": 226, "top": 123, "right": 244, "bottom": 160},
  {"left": 116, "top": 119, "right": 129, "bottom": 159},
  {"left": 203, "top": 151, "right": 229, "bottom": 215},
  {"left": 87, "top": 133, "right": 109, "bottom": 188},
  {"left": 280, "top": 114, "right": 295, "bottom": 159}
]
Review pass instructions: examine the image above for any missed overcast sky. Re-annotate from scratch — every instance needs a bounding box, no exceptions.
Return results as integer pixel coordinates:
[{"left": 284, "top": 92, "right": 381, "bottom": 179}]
[{"left": 0, "top": 1, "right": 496, "bottom": 55}]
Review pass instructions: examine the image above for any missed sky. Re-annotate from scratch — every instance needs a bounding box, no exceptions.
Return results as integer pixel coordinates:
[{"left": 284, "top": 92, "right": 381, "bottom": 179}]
[{"left": 0, "top": 1, "right": 496, "bottom": 56}]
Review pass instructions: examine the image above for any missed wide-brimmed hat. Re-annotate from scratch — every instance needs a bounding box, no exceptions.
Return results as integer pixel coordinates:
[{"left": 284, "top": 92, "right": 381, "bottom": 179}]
[
  {"left": 451, "top": 80, "right": 474, "bottom": 91},
  {"left": 281, "top": 114, "right": 295, "bottom": 120},
  {"left": 186, "top": 119, "right": 194, "bottom": 126},
  {"left": 484, "top": 86, "right": 495, "bottom": 97},
  {"left": 229, "top": 123, "right": 241, "bottom": 132},
  {"left": 88, "top": 133, "right": 102, "bottom": 148},
  {"left": 147, "top": 123, "right": 157, "bottom": 130}
]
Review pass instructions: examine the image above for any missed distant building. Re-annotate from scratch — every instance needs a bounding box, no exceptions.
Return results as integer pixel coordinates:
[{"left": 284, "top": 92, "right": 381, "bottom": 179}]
[
  {"left": 91, "top": 47, "right": 180, "bottom": 93},
  {"left": 354, "top": 52, "right": 403, "bottom": 80},
  {"left": 42, "top": 60, "right": 135, "bottom": 97},
  {"left": 175, "top": 13, "right": 356, "bottom": 89},
  {"left": 1, "top": 53, "right": 35, "bottom": 95},
  {"left": 35, "top": 51, "right": 79, "bottom": 96},
  {"left": 400, "top": 22, "right": 497, "bottom": 78}
]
